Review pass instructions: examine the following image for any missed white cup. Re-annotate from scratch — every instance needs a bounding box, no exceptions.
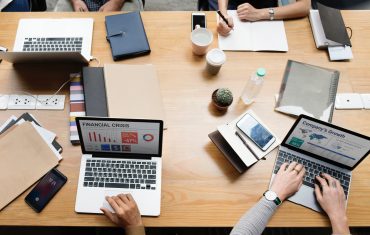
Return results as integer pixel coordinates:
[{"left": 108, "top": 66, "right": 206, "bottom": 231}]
[
  {"left": 206, "top": 48, "right": 226, "bottom": 75},
  {"left": 191, "top": 27, "right": 213, "bottom": 56}
]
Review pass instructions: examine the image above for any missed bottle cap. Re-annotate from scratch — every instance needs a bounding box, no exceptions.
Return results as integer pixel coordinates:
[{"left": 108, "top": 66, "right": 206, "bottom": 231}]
[{"left": 257, "top": 68, "right": 266, "bottom": 77}]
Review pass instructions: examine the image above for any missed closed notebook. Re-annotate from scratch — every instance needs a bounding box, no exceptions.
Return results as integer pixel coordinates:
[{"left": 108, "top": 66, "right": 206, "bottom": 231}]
[
  {"left": 0, "top": 122, "right": 58, "bottom": 210},
  {"left": 104, "top": 64, "right": 166, "bottom": 127},
  {"left": 275, "top": 60, "right": 339, "bottom": 123},
  {"left": 105, "top": 12, "right": 151, "bottom": 61}
]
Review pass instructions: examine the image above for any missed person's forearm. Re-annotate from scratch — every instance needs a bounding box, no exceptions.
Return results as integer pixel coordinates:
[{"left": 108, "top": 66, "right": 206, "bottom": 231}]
[
  {"left": 230, "top": 197, "right": 278, "bottom": 235},
  {"left": 330, "top": 215, "right": 351, "bottom": 235},
  {"left": 254, "top": 0, "right": 310, "bottom": 20},
  {"left": 218, "top": 0, "right": 229, "bottom": 14},
  {"left": 125, "top": 225, "right": 146, "bottom": 235}
]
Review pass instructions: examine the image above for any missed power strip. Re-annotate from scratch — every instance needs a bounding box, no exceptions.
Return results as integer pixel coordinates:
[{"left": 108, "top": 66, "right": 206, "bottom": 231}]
[{"left": 4, "top": 94, "right": 65, "bottom": 110}]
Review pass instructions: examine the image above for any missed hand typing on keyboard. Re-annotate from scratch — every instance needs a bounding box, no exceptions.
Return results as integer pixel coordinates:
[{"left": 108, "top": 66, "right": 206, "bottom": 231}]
[
  {"left": 315, "top": 174, "right": 350, "bottom": 235},
  {"left": 101, "top": 194, "right": 143, "bottom": 230},
  {"left": 270, "top": 162, "right": 306, "bottom": 201}
]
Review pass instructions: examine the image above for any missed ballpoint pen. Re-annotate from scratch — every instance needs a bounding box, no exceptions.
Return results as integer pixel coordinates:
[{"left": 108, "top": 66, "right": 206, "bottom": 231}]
[
  {"left": 235, "top": 131, "right": 258, "bottom": 159},
  {"left": 217, "top": 10, "right": 233, "bottom": 28}
]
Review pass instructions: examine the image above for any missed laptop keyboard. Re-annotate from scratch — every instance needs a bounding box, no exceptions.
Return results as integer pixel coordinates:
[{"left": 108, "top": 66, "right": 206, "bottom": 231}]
[
  {"left": 22, "top": 37, "right": 83, "bottom": 52},
  {"left": 83, "top": 159, "right": 157, "bottom": 190},
  {"left": 274, "top": 150, "right": 350, "bottom": 197}
]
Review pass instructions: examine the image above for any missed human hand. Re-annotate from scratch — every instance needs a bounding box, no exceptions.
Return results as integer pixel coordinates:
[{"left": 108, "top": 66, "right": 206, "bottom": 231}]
[
  {"left": 270, "top": 162, "right": 305, "bottom": 201},
  {"left": 99, "top": 0, "right": 125, "bottom": 12},
  {"left": 237, "top": 3, "right": 265, "bottom": 21},
  {"left": 101, "top": 193, "right": 143, "bottom": 228},
  {"left": 315, "top": 173, "right": 350, "bottom": 234},
  {"left": 217, "top": 14, "right": 234, "bottom": 36},
  {"left": 71, "top": 0, "right": 89, "bottom": 12}
]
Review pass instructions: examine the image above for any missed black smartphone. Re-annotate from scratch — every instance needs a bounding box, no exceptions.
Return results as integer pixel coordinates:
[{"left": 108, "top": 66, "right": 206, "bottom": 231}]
[
  {"left": 25, "top": 168, "right": 67, "bottom": 213},
  {"left": 191, "top": 12, "right": 206, "bottom": 31}
]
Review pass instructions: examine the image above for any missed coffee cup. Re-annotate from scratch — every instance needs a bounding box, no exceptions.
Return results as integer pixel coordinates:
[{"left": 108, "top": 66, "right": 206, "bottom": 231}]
[
  {"left": 191, "top": 27, "right": 213, "bottom": 56},
  {"left": 206, "top": 48, "right": 226, "bottom": 75}
]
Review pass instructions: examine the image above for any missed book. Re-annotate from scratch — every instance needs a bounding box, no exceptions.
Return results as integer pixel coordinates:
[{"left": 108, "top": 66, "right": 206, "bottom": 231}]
[
  {"left": 104, "top": 64, "right": 166, "bottom": 127},
  {"left": 69, "top": 73, "right": 85, "bottom": 145},
  {"left": 105, "top": 12, "right": 151, "bottom": 61},
  {"left": 275, "top": 60, "right": 339, "bottom": 123},
  {"left": 218, "top": 10, "right": 288, "bottom": 52}
]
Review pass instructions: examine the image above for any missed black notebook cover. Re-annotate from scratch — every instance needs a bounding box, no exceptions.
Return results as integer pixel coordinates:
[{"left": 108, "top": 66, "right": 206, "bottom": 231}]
[
  {"left": 317, "top": 3, "right": 351, "bottom": 46},
  {"left": 208, "top": 130, "right": 248, "bottom": 173},
  {"left": 82, "top": 67, "right": 108, "bottom": 117},
  {"left": 105, "top": 11, "right": 151, "bottom": 61}
]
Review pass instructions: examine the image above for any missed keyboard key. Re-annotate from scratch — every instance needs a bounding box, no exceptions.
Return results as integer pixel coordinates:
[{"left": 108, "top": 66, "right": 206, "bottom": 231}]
[
  {"left": 84, "top": 177, "right": 94, "bottom": 181},
  {"left": 105, "top": 183, "right": 129, "bottom": 189}
]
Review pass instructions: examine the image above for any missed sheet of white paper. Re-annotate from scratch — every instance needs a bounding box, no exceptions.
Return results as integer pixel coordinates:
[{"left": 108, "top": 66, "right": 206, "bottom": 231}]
[
  {"left": 328, "top": 46, "right": 353, "bottom": 61},
  {"left": 0, "top": 115, "right": 17, "bottom": 132},
  {"left": 218, "top": 10, "right": 288, "bottom": 51}
]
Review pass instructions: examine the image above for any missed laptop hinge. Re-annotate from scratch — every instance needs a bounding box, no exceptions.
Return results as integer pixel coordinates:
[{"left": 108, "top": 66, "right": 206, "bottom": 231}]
[{"left": 91, "top": 153, "right": 152, "bottom": 160}]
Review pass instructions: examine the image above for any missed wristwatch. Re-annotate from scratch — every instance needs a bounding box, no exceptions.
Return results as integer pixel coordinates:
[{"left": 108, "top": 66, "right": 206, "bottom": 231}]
[
  {"left": 269, "top": 8, "right": 275, "bottom": 21},
  {"left": 263, "top": 190, "right": 282, "bottom": 205}
]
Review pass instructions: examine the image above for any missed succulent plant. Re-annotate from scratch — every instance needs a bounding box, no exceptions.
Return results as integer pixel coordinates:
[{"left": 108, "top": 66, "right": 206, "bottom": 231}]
[{"left": 215, "top": 88, "right": 233, "bottom": 107}]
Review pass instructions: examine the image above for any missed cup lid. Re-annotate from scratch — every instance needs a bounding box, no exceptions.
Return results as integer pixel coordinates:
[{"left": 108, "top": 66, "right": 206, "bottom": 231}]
[{"left": 206, "top": 48, "right": 226, "bottom": 65}]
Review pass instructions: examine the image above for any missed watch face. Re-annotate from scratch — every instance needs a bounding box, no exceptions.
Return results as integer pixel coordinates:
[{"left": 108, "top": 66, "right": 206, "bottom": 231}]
[{"left": 265, "top": 191, "right": 277, "bottom": 201}]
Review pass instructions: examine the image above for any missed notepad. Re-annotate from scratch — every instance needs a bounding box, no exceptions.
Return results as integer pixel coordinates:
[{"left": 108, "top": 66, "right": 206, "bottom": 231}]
[
  {"left": 275, "top": 60, "right": 339, "bottom": 123},
  {"left": 218, "top": 10, "right": 288, "bottom": 52}
]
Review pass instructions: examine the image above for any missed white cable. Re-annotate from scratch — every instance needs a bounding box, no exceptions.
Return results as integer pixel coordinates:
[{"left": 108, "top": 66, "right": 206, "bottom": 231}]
[{"left": 91, "top": 56, "right": 101, "bottom": 67}]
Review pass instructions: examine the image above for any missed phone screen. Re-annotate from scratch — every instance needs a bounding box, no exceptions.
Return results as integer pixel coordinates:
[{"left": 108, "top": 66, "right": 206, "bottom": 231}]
[
  {"left": 237, "top": 114, "right": 274, "bottom": 150},
  {"left": 192, "top": 14, "right": 206, "bottom": 31},
  {"left": 25, "top": 169, "right": 67, "bottom": 212}
]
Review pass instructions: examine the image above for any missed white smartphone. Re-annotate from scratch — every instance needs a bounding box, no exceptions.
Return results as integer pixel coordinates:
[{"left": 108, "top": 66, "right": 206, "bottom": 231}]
[
  {"left": 236, "top": 113, "right": 276, "bottom": 151},
  {"left": 191, "top": 12, "right": 206, "bottom": 31}
]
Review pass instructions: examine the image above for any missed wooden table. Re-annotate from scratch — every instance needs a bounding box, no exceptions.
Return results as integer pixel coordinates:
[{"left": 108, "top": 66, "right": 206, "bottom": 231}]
[{"left": 0, "top": 11, "right": 370, "bottom": 227}]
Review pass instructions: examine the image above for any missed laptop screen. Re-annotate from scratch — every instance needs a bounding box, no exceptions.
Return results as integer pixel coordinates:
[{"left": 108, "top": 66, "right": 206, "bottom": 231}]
[
  {"left": 284, "top": 116, "right": 370, "bottom": 168},
  {"left": 77, "top": 118, "right": 163, "bottom": 157}
]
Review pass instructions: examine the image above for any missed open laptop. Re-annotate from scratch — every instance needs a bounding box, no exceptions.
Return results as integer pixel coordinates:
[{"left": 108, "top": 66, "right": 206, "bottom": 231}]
[
  {"left": 270, "top": 115, "right": 370, "bottom": 212},
  {"left": 0, "top": 18, "right": 93, "bottom": 64},
  {"left": 75, "top": 117, "right": 163, "bottom": 216}
]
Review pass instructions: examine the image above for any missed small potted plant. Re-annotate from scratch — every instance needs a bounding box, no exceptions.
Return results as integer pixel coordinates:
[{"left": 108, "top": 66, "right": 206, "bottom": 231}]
[{"left": 212, "top": 88, "right": 233, "bottom": 111}]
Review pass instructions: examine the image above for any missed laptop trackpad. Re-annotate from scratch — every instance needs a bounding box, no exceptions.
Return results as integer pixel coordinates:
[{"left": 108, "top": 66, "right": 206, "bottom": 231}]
[
  {"left": 102, "top": 190, "right": 130, "bottom": 213},
  {"left": 288, "top": 185, "right": 323, "bottom": 213}
]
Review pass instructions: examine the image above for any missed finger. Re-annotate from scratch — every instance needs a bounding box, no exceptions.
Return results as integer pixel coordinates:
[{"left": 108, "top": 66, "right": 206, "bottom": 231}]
[
  {"left": 278, "top": 163, "right": 288, "bottom": 174},
  {"left": 101, "top": 207, "right": 116, "bottom": 221},
  {"left": 314, "top": 184, "right": 323, "bottom": 201},
  {"left": 118, "top": 193, "right": 130, "bottom": 205},
  {"left": 315, "top": 175, "right": 328, "bottom": 187},
  {"left": 294, "top": 164, "right": 304, "bottom": 172},
  {"left": 335, "top": 179, "right": 345, "bottom": 196},
  {"left": 287, "top": 162, "right": 298, "bottom": 172},
  {"left": 112, "top": 195, "right": 127, "bottom": 209},
  {"left": 297, "top": 168, "right": 306, "bottom": 181},
  {"left": 126, "top": 193, "right": 138, "bottom": 206},
  {"left": 106, "top": 196, "right": 121, "bottom": 213}
]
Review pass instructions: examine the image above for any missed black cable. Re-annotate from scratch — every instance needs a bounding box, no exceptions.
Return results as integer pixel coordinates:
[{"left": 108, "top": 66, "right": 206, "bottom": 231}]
[{"left": 346, "top": 26, "right": 353, "bottom": 39}]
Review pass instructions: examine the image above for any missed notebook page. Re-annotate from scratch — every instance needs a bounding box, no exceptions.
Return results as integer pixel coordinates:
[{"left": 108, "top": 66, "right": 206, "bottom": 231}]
[{"left": 251, "top": 20, "right": 288, "bottom": 51}]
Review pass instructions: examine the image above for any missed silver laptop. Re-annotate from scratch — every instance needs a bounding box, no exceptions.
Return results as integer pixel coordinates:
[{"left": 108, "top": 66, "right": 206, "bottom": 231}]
[
  {"left": 270, "top": 115, "right": 370, "bottom": 212},
  {"left": 75, "top": 117, "right": 163, "bottom": 216},
  {"left": 0, "top": 18, "right": 93, "bottom": 64}
]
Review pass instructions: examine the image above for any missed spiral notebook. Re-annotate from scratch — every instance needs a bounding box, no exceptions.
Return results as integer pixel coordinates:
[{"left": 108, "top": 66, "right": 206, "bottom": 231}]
[{"left": 275, "top": 60, "right": 339, "bottom": 123}]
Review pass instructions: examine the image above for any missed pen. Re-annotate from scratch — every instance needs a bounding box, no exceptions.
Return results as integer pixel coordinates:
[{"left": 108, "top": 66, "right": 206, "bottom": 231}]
[
  {"left": 217, "top": 10, "right": 232, "bottom": 28},
  {"left": 235, "top": 131, "right": 258, "bottom": 159}
]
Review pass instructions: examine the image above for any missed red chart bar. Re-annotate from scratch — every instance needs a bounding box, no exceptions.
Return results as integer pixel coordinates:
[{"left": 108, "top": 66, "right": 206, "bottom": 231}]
[
  {"left": 94, "top": 132, "right": 97, "bottom": 142},
  {"left": 99, "top": 134, "right": 101, "bottom": 142},
  {"left": 104, "top": 137, "right": 106, "bottom": 142},
  {"left": 89, "top": 132, "right": 92, "bottom": 142}
]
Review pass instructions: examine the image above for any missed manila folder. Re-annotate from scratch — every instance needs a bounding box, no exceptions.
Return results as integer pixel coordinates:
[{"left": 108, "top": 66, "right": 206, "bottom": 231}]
[
  {"left": 0, "top": 122, "right": 58, "bottom": 210},
  {"left": 104, "top": 64, "right": 166, "bottom": 124}
]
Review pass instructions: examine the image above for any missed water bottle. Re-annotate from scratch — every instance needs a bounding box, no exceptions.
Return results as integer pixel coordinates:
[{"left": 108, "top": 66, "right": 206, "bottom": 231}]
[{"left": 240, "top": 68, "right": 265, "bottom": 105}]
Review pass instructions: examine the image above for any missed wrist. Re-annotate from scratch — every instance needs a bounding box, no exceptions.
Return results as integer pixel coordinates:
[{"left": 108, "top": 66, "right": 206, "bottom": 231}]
[
  {"left": 270, "top": 186, "right": 287, "bottom": 201},
  {"left": 329, "top": 215, "right": 350, "bottom": 234},
  {"left": 260, "top": 8, "right": 270, "bottom": 20}
]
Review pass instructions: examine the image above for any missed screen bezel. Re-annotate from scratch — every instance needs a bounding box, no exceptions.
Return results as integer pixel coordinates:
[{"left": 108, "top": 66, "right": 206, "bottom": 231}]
[
  {"left": 76, "top": 117, "right": 164, "bottom": 158},
  {"left": 25, "top": 168, "right": 67, "bottom": 212},
  {"left": 282, "top": 114, "right": 370, "bottom": 170}
]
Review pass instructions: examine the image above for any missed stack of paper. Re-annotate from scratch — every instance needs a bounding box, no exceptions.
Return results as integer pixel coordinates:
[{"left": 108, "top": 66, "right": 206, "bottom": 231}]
[
  {"left": 0, "top": 115, "right": 61, "bottom": 210},
  {"left": 69, "top": 73, "right": 86, "bottom": 145}
]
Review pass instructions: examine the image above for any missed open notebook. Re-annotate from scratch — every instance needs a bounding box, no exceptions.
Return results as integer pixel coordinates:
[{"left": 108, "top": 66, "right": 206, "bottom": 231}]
[{"left": 218, "top": 10, "right": 288, "bottom": 52}]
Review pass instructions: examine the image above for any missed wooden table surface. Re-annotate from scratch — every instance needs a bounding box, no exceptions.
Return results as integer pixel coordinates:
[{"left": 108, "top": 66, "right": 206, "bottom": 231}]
[{"left": 0, "top": 11, "right": 370, "bottom": 227}]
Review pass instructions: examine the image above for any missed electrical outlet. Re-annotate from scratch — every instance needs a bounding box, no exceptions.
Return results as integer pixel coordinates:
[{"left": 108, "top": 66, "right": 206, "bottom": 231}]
[
  {"left": 0, "top": 94, "right": 9, "bottom": 109},
  {"left": 8, "top": 95, "right": 36, "bottom": 109},
  {"left": 36, "top": 95, "right": 65, "bottom": 110}
]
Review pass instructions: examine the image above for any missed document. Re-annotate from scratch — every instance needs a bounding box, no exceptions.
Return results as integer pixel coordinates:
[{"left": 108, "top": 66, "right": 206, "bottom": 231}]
[{"left": 218, "top": 10, "right": 288, "bottom": 52}]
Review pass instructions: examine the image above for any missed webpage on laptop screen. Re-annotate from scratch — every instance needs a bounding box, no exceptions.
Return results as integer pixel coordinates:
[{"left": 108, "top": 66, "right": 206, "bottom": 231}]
[
  {"left": 285, "top": 118, "right": 370, "bottom": 167},
  {"left": 79, "top": 120, "right": 160, "bottom": 155}
]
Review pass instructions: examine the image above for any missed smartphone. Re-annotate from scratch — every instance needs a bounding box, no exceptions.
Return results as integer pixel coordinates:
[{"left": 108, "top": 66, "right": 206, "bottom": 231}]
[
  {"left": 25, "top": 168, "right": 67, "bottom": 213},
  {"left": 191, "top": 12, "right": 206, "bottom": 31},
  {"left": 236, "top": 113, "right": 276, "bottom": 151}
]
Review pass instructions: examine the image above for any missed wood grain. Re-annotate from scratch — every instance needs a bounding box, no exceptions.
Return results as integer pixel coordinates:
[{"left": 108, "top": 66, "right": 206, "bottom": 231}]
[{"left": 0, "top": 11, "right": 369, "bottom": 227}]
